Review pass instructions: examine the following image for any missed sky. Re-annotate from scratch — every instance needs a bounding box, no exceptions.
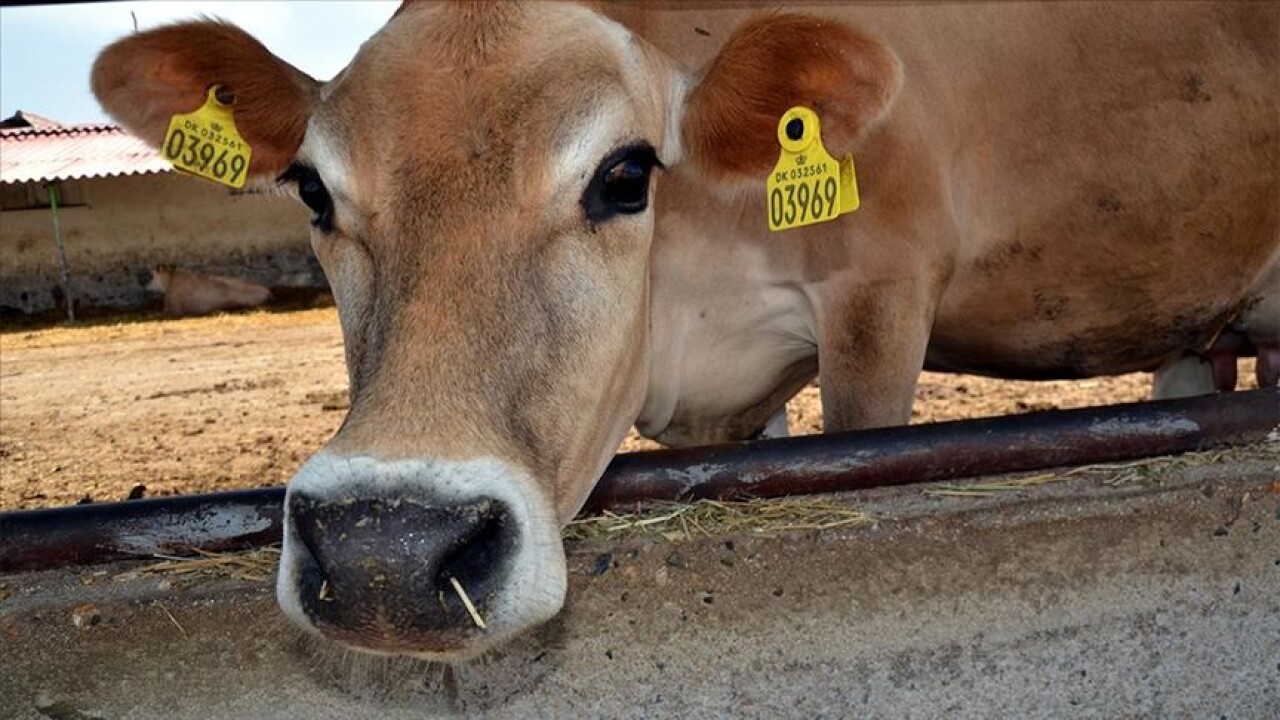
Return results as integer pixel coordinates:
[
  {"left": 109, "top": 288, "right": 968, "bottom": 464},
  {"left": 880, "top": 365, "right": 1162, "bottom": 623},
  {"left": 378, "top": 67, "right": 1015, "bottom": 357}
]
[{"left": 0, "top": 1, "right": 398, "bottom": 124}]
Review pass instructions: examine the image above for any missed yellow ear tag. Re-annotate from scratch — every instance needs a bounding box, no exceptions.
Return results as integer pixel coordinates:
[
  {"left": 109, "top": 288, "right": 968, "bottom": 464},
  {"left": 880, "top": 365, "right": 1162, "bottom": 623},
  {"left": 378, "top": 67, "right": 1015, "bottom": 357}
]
[
  {"left": 162, "top": 86, "right": 253, "bottom": 188},
  {"left": 766, "top": 106, "right": 860, "bottom": 232}
]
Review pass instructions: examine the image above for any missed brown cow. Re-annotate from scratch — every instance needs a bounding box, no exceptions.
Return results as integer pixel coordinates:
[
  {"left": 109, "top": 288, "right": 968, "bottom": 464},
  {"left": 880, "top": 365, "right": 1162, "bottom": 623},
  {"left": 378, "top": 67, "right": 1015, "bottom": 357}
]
[
  {"left": 144, "top": 265, "right": 272, "bottom": 316},
  {"left": 92, "top": 2, "right": 1279, "bottom": 660}
]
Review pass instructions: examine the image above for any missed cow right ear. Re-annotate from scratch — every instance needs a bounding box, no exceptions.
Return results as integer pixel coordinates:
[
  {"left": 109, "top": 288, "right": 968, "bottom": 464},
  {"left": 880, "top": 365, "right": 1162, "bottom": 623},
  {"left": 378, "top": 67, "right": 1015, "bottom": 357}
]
[
  {"left": 679, "top": 13, "right": 903, "bottom": 184},
  {"left": 91, "top": 20, "right": 318, "bottom": 180}
]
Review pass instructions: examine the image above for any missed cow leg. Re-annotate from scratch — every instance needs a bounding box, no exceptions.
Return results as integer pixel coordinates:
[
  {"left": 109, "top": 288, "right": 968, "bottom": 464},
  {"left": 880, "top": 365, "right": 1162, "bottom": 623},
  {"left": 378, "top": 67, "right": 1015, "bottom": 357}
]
[
  {"left": 1152, "top": 353, "right": 1215, "bottom": 399},
  {"left": 1239, "top": 263, "right": 1280, "bottom": 388},
  {"left": 1258, "top": 343, "right": 1279, "bottom": 388},
  {"left": 757, "top": 406, "right": 791, "bottom": 439},
  {"left": 816, "top": 285, "right": 935, "bottom": 431}
]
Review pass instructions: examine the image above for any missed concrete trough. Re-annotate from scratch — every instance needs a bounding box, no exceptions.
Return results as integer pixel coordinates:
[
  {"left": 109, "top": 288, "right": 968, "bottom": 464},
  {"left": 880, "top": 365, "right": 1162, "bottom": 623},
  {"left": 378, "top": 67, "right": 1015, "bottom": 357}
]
[{"left": 2, "top": 439, "right": 1278, "bottom": 718}]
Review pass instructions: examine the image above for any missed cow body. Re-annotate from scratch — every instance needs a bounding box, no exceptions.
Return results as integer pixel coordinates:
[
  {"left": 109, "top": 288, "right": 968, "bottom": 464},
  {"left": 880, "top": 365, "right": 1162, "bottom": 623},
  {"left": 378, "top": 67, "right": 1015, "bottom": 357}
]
[
  {"left": 628, "top": 2, "right": 1280, "bottom": 444},
  {"left": 92, "top": 1, "right": 1279, "bottom": 660},
  {"left": 146, "top": 266, "right": 273, "bottom": 316}
]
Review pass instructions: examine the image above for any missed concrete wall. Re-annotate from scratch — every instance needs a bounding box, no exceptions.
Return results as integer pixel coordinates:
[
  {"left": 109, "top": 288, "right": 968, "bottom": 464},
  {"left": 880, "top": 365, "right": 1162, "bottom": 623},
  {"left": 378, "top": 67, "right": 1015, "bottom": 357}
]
[{"left": 0, "top": 172, "right": 320, "bottom": 313}]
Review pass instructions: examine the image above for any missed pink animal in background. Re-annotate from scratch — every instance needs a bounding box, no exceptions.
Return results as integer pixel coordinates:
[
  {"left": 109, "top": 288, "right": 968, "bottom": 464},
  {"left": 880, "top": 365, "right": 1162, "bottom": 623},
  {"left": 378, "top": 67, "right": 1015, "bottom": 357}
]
[{"left": 144, "top": 265, "right": 272, "bottom": 316}]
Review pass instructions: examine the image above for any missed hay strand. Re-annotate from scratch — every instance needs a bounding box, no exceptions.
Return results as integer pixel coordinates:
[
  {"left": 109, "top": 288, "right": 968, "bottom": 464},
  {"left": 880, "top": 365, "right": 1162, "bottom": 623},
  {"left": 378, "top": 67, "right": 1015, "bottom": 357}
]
[
  {"left": 563, "top": 496, "right": 870, "bottom": 543},
  {"left": 921, "top": 446, "right": 1265, "bottom": 498},
  {"left": 924, "top": 472, "right": 1060, "bottom": 498},
  {"left": 448, "top": 576, "right": 487, "bottom": 630},
  {"left": 153, "top": 601, "right": 188, "bottom": 637},
  {"left": 124, "top": 546, "right": 280, "bottom": 585}
]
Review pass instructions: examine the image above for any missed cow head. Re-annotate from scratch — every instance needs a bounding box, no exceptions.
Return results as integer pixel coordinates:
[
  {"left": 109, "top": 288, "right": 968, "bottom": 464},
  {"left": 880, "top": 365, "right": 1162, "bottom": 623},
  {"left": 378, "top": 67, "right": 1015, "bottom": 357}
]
[
  {"left": 140, "top": 265, "right": 171, "bottom": 292},
  {"left": 92, "top": 2, "right": 900, "bottom": 660}
]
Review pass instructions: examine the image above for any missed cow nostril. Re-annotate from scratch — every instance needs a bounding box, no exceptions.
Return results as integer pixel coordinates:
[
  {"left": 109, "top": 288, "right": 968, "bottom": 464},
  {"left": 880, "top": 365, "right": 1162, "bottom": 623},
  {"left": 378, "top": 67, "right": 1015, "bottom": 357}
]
[
  {"left": 435, "top": 505, "right": 510, "bottom": 602},
  {"left": 288, "top": 494, "right": 517, "bottom": 635}
]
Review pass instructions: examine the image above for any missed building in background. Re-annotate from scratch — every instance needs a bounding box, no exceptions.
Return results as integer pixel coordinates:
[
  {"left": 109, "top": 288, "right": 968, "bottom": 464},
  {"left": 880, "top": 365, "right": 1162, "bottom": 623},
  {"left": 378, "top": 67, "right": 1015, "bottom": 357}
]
[{"left": 0, "top": 111, "right": 319, "bottom": 315}]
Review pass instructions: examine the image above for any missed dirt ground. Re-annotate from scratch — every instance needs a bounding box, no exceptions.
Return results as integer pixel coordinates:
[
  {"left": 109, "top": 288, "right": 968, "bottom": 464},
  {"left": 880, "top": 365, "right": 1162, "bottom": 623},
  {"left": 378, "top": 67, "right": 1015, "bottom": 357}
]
[{"left": 0, "top": 307, "right": 1261, "bottom": 510}]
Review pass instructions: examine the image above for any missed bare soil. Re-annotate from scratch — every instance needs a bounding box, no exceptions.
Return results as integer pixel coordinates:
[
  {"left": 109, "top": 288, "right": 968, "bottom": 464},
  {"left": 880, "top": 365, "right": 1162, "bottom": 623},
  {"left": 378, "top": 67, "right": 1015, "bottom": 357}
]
[{"left": 0, "top": 307, "right": 1260, "bottom": 510}]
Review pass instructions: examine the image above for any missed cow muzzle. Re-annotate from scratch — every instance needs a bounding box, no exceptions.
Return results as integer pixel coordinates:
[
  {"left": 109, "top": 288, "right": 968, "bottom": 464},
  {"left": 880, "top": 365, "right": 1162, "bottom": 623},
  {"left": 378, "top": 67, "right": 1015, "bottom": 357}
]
[{"left": 277, "top": 454, "right": 567, "bottom": 660}]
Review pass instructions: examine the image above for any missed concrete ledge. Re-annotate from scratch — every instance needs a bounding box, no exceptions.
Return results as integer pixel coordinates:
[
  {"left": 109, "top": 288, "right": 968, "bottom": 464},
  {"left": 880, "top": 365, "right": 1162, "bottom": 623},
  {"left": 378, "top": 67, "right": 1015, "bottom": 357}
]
[{"left": 2, "top": 452, "right": 1277, "bottom": 718}]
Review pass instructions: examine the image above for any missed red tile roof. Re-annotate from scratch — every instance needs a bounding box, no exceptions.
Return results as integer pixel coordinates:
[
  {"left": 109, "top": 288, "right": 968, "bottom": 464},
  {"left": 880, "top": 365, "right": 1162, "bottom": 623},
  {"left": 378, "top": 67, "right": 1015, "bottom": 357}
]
[{"left": 0, "top": 117, "right": 172, "bottom": 185}]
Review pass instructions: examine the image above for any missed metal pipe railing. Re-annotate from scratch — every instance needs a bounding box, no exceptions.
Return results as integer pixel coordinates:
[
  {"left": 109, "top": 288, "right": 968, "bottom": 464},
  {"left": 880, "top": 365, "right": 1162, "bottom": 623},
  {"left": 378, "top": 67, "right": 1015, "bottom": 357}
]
[
  {"left": 1, "top": 389, "right": 1275, "bottom": 573},
  {"left": 586, "top": 387, "right": 1278, "bottom": 510}
]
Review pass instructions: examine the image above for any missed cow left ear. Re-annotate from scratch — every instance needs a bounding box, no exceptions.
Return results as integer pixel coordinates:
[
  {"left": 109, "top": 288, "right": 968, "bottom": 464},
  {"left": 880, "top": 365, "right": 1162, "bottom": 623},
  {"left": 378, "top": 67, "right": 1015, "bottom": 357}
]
[
  {"left": 91, "top": 20, "right": 317, "bottom": 181},
  {"left": 680, "top": 13, "right": 903, "bottom": 183}
]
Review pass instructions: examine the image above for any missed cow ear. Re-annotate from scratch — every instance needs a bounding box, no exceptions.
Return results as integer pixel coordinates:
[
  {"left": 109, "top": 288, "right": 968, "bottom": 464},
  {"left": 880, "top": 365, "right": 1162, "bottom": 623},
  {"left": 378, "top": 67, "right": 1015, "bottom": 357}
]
[
  {"left": 91, "top": 20, "right": 317, "bottom": 180},
  {"left": 680, "top": 14, "right": 903, "bottom": 183}
]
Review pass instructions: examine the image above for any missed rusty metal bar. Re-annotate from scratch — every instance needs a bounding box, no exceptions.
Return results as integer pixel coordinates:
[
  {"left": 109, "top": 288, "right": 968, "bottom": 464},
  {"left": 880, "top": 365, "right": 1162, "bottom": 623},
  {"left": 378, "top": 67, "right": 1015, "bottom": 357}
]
[
  {"left": 0, "top": 489, "right": 281, "bottom": 574},
  {"left": 1, "top": 389, "right": 1275, "bottom": 573},
  {"left": 585, "top": 387, "right": 1278, "bottom": 512}
]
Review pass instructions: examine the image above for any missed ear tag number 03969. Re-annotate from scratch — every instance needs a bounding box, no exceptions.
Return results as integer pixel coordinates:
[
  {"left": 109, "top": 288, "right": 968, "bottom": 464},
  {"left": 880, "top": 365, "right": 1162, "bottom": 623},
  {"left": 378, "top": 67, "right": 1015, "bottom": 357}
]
[
  {"left": 163, "top": 86, "right": 252, "bottom": 189},
  {"left": 766, "top": 106, "right": 859, "bottom": 232}
]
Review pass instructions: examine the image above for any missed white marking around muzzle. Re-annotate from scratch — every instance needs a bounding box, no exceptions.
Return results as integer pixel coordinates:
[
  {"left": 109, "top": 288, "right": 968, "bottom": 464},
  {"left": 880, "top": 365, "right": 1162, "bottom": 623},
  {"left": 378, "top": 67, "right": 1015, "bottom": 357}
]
[{"left": 277, "top": 453, "right": 567, "bottom": 660}]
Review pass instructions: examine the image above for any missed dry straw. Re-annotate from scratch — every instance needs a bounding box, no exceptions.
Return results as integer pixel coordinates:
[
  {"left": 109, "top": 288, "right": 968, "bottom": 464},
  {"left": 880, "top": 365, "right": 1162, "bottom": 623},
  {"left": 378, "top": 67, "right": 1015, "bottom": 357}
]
[
  {"left": 563, "top": 497, "right": 871, "bottom": 543},
  {"left": 448, "top": 576, "right": 487, "bottom": 630},
  {"left": 126, "top": 546, "right": 280, "bottom": 585},
  {"left": 921, "top": 446, "right": 1270, "bottom": 498}
]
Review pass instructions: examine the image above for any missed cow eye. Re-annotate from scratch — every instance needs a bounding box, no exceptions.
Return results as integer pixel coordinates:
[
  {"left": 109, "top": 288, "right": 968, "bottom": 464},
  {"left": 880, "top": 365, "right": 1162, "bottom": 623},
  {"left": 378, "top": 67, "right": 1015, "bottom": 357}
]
[
  {"left": 602, "top": 151, "right": 656, "bottom": 210},
  {"left": 582, "top": 143, "right": 661, "bottom": 224},
  {"left": 280, "top": 164, "right": 334, "bottom": 232}
]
